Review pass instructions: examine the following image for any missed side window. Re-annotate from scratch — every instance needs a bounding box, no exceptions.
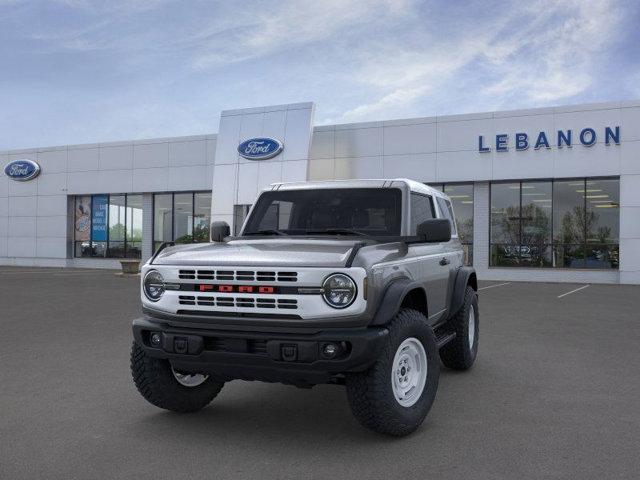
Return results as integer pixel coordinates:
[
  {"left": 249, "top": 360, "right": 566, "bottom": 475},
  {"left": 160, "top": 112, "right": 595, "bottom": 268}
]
[
  {"left": 437, "top": 197, "right": 458, "bottom": 235},
  {"left": 410, "top": 193, "right": 435, "bottom": 234}
]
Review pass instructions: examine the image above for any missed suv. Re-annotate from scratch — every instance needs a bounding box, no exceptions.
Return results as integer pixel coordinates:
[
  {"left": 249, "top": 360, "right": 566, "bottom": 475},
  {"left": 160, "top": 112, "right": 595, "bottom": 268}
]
[{"left": 131, "top": 179, "right": 478, "bottom": 436}]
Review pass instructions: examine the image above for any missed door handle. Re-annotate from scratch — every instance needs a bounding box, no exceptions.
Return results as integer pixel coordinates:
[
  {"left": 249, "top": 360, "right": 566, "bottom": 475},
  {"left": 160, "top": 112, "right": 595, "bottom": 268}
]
[{"left": 439, "top": 257, "right": 450, "bottom": 266}]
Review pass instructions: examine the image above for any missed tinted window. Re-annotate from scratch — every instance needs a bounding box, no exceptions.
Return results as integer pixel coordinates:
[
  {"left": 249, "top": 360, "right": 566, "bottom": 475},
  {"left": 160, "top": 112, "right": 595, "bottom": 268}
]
[
  {"left": 436, "top": 197, "right": 457, "bottom": 235},
  {"left": 443, "top": 184, "right": 472, "bottom": 243},
  {"left": 410, "top": 193, "right": 434, "bottom": 235},
  {"left": 244, "top": 188, "right": 402, "bottom": 236}
]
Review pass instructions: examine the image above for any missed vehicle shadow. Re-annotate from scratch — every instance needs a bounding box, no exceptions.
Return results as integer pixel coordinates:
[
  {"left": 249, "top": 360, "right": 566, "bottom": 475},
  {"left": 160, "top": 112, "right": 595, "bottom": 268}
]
[{"left": 126, "top": 372, "right": 454, "bottom": 445}]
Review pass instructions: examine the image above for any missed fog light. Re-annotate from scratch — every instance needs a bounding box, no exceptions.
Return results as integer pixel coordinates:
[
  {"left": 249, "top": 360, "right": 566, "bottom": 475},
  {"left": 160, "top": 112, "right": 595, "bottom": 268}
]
[
  {"left": 322, "top": 343, "right": 339, "bottom": 358},
  {"left": 150, "top": 332, "right": 162, "bottom": 347}
]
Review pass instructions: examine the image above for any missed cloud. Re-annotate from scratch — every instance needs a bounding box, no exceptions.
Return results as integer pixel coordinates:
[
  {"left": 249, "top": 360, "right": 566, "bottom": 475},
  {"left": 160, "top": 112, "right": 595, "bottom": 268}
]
[
  {"left": 0, "top": 0, "right": 635, "bottom": 149},
  {"left": 481, "top": 0, "right": 622, "bottom": 104},
  {"left": 191, "top": 0, "right": 415, "bottom": 69},
  {"left": 334, "top": 0, "right": 626, "bottom": 122}
]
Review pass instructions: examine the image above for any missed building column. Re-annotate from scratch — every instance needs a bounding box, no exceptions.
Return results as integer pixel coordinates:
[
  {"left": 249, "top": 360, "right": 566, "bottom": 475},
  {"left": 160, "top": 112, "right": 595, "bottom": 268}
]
[
  {"left": 141, "top": 193, "right": 154, "bottom": 264},
  {"left": 473, "top": 182, "right": 490, "bottom": 280},
  {"left": 619, "top": 174, "right": 640, "bottom": 284}
]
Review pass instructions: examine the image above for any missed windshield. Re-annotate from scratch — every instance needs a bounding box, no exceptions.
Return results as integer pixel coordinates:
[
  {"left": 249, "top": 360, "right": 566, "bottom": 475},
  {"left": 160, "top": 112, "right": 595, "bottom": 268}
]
[{"left": 242, "top": 188, "right": 402, "bottom": 236}]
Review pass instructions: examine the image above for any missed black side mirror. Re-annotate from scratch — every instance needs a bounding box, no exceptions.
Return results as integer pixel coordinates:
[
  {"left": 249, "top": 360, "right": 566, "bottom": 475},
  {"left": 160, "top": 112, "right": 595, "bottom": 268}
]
[
  {"left": 210, "top": 221, "right": 230, "bottom": 242},
  {"left": 417, "top": 218, "right": 451, "bottom": 243}
]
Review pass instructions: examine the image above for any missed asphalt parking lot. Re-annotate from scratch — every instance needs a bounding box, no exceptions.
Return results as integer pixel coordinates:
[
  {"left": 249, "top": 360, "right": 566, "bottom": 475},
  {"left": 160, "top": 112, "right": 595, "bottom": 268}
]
[{"left": 1, "top": 268, "right": 639, "bottom": 479}]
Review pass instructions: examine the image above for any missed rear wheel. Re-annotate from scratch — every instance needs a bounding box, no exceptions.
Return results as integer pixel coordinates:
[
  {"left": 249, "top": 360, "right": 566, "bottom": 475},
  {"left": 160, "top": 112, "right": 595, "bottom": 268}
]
[
  {"left": 439, "top": 286, "right": 479, "bottom": 370},
  {"left": 130, "top": 341, "right": 224, "bottom": 413},
  {"left": 345, "top": 309, "right": 440, "bottom": 436}
]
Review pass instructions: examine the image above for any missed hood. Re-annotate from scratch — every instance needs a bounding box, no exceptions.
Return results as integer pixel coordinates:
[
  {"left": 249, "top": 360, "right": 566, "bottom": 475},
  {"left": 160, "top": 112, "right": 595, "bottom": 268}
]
[{"left": 152, "top": 238, "right": 361, "bottom": 267}]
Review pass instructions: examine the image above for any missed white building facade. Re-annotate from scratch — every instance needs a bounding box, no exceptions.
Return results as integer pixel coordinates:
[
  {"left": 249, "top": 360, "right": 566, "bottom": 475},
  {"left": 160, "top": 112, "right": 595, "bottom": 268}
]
[{"left": 1, "top": 100, "right": 639, "bottom": 284}]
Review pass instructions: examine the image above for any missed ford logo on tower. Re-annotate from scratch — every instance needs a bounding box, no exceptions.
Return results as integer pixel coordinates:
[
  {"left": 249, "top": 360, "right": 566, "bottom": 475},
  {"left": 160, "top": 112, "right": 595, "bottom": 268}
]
[
  {"left": 237, "top": 137, "right": 283, "bottom": 160},
  {"left": 4, "top": 159, "right": 41, "bottom": 181}
]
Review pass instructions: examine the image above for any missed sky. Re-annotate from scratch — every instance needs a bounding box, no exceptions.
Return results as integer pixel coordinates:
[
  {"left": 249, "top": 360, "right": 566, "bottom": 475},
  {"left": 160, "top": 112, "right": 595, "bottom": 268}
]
[{"left": 1, "top": 0, "right": 639, "bottom": 150}]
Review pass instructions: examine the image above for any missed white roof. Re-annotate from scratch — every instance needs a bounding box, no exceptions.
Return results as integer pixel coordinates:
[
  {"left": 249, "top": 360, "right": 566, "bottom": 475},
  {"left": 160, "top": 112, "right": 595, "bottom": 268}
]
[{"left": 269, "top": 178, "right": 446, "bottom": 198}]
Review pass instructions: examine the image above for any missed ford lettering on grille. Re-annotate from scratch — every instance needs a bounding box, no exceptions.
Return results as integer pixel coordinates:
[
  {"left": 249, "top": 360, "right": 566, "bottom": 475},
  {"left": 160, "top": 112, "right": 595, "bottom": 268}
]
[{"left": 197, "top": 284, "right": 277, "bottom": 294}]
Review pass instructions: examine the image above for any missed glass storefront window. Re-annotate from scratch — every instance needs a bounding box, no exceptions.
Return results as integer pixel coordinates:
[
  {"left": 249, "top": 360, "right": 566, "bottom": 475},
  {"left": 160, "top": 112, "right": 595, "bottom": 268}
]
[
  {"left": 152, "top": 192, "right": 213, "bottom": 250},
  {"left": 174, "top": 193, "right": 193, "bottom": 244},
  {"left": 153, "top": 194, "right": 172, "bottom": 252},
  {"left": 553, "top": 180, "right": 586, "bottom": 267},
  {"left": 74, "top": 196, "right": 92, "bottom": 257},
  {"left": 73, "top": 193, "right": 143, "bottom": 259},
  {"left": 585, "top": 178, "right": 619, "bottom": 269},
  {"left": 520, "top": 181, "right": 552, "bottom": 267},
  {"left": 193, "top": 193, "right": 212, "bottom": 243},
  {"left": 108, "top": 195, "right": 125, "bottom": 257},
  {"left": 491, "top": 178, "right": 619, "bottom": 269},
  {"left": 126, "top": 195, "right": 143, "bottom": 258},
  {"left": 490, "top": 182, "right": 520, "bottom": 266}
]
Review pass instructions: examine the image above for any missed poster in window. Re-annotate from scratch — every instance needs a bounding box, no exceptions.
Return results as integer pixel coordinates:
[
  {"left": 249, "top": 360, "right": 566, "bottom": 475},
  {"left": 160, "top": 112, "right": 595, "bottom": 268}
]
[
  {"left": 74, "top": 196, "right": 91, "bottom": 241},
  {"left": 91, "top": 195, "right": 108, "bottom": 242}
]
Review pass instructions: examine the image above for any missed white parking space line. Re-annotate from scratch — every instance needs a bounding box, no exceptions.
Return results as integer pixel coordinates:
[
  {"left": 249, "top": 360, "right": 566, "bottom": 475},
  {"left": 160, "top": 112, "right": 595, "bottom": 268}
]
[
  {"left": 478, "top": 282, "right": 511, "bottom": 291},
  {"left": 557, "top": 284, "right": 590, "bottom": 298}
]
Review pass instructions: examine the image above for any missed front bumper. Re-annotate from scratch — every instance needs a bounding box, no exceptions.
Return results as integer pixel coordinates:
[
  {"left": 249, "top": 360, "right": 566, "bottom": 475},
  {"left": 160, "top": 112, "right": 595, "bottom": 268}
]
[{"left": 132, "top": 316, "right": 389, "bottom": 386}]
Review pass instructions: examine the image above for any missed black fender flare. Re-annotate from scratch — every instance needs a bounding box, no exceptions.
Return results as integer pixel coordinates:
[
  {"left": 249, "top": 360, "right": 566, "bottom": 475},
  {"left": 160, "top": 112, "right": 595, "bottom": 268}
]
[
  {"left": 370, "top": 278, "right": 427, "bottom": 326},
  {"left": 448, "top": 267, "right": 477, "bottom": 317}
]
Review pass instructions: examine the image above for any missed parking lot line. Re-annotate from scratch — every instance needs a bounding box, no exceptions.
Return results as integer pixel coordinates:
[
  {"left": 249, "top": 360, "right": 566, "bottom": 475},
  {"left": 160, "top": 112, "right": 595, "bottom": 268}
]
[
  {"left": 478, "top": 282, "right": 511, "bottom": 291},
  {"left": 557, "top": 284, "right": 590, "bottom": 298}
]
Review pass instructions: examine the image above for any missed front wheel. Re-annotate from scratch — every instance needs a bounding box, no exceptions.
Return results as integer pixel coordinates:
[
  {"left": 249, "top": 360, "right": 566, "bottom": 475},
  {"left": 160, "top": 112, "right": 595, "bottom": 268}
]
[
  {"left": 345, "top": 309, "right": 440, "bottom": 436},
  {"left": 130, "top": 341, "right": 224, "bottom": 413}
]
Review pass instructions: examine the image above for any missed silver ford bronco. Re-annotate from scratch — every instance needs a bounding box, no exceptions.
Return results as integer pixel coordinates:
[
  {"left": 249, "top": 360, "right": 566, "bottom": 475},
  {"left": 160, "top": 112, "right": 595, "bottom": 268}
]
[{"left": 131, "top": 179, "right": 479, "bottom": 436}]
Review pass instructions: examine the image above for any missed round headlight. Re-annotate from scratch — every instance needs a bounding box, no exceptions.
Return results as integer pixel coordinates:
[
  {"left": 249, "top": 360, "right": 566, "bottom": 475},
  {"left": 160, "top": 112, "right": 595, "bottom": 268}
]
[
  {"left": 322, "top": 273, "right": 357, "bottom": 309},
  {"left": 143, "top": 270, "right": 165, "bottom": 302}
]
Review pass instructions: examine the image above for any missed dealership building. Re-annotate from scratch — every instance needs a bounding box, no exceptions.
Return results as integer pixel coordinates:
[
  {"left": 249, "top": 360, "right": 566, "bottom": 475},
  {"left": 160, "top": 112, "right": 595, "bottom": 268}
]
[{"left": 1, "top": 100, "right": 639, "bottom": 284}]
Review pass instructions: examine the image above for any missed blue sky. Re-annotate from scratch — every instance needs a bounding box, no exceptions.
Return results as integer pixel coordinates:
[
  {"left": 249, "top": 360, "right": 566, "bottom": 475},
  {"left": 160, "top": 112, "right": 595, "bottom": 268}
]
[{"left": 1, "top": 0, "right": 639, "bottom": 150}]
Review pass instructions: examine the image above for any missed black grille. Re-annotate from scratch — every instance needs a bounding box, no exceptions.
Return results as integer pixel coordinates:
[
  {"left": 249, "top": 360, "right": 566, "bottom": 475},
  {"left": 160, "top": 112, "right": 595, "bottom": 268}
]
[
  {"left": 178, "top": 269, "right": 298, "bottom": 282},
  {"left": 178, "top": 295, "right": 297, "bottom": 310},
  {"left": 202, "top": 337, "right": 269, "bottom": 355}
]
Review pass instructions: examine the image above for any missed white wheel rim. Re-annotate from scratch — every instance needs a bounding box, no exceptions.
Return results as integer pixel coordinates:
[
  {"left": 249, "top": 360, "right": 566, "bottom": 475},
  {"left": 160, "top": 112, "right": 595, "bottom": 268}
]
[
  {"left": 391, "top": 337, "right": 428, "bottom": 407},
  {"left": 468, "top": 305, "right": 476, "bottom": 349},
  {"left": 171, "top": 367, "right": 209, "bottom": 387}
]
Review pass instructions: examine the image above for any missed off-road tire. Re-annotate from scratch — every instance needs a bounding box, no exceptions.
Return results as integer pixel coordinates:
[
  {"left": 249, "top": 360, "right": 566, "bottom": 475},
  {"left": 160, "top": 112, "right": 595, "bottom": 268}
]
[
  {"left": 345, "top": 309, "right": 440, "bottom": 436},
  {"left": 439, "top": 286, "right": 479, "bottom": 370},
  {"left": 130, "top": 341, "right": 224, "bottom": 412}
]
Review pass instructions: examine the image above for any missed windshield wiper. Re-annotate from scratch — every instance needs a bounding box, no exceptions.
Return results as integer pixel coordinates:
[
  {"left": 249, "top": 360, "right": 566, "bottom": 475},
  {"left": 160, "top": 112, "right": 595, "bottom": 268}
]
[
  {"left": 304, "top": 228, "right": 368, "bottom": 237},
  {"left": 244, "top": 229, "right": 288, "bottom": 236}
]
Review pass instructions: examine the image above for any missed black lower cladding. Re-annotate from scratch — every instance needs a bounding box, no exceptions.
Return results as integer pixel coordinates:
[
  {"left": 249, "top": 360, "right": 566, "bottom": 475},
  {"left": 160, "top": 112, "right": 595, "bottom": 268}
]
[{"left": 132, "top": 316, "right": 389, "bottom": 386}]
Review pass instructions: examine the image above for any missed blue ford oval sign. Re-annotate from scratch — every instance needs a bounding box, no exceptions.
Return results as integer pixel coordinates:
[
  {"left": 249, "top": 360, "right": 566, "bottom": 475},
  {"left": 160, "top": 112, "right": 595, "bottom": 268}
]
[
  {"left": 4, "top": 159, "right": 41, "bottom": 181},
  {"left": 237, "top": 137, "right": 283, "bottom": 160}
]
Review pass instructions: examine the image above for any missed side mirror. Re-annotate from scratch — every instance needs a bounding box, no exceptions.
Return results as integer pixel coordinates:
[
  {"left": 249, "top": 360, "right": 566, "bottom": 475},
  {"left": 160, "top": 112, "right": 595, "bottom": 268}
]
[
  {"left": 210, "top": 221, "right": 230, "bottom": 242},
  {"left": 417, "top": 218, "right": 451, "bottom": 243}
]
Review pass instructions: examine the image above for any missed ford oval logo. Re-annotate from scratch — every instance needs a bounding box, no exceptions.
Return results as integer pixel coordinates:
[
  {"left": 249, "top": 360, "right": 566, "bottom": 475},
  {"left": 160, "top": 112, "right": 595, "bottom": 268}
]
[
  {"left": 4, "top": 159, "right": 41, "bottom": 181},
  {"left": 237, "top": 137, "right": 283, "bottom": 160}
]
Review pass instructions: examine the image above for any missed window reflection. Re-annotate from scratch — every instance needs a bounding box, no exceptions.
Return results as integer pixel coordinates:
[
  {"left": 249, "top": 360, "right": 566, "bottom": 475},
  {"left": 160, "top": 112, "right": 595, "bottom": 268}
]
[
  {"left": 194, "top": 193, "right": 212, "bottom": 243},
  {"left": 73, "top": 193, "right": 143, "bottom": 259},
  {"left": 491, "top": 178, "right": 619, "bottom": 269},
  {"left": 126, "top": 195, "right": 143, "bottom": 259},
  {"left": 174, "top": 193, "right": 193, "bottom": 244},
  {"left": 520, "top": 181, "right": 552, "bottom": 267},
  {"left": 153, "top": 192, "right": 213, "bottom": 250},
  {"left": 153, "top": 194, "right": 172, "bottom": 252}
]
